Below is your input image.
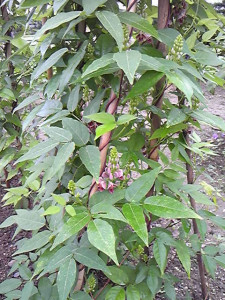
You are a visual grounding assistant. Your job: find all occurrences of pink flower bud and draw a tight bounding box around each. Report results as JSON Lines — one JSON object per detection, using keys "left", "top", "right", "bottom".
{"left": 108, "top": 181, "right": 114, "bottom": 194}
{"left": 98, "top": 177, "right": 106, "bottom": 191}
{"left": 114, "top": 169, "right": 124, "bottom": 180}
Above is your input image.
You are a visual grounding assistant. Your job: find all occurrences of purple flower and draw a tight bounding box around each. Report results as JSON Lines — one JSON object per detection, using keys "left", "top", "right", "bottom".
{"left": 212, "top": 133, "right": 219, "bottom": 140}
{"left": 108, "top": 181, "right": 114, "bottom": 194}
{"left": 98, "top": 177, "right": 106, "bottom": 191}
{"left": 114, "top": 169, "right": 124, "bottom": 180}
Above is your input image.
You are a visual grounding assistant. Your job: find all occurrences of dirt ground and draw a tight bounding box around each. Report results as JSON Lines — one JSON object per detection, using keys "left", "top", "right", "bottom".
{"left": 0, "top": 86, "right": 225, "bottom": 299}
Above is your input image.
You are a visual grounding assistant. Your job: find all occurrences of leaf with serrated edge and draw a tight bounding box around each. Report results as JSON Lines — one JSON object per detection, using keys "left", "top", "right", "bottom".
{"left": 87, "top": 219, "right": 118, "bottom": 265}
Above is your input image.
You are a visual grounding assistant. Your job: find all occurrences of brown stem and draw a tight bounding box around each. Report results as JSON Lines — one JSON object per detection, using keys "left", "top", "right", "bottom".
{"left": 145, "top": 0, "right": 170, "bottom": 231}
{"left": 184, "top": 129, "right": 209, "bottom": 300}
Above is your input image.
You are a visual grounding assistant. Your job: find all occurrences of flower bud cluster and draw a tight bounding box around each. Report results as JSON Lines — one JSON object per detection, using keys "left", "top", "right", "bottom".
{"left": 136, "top": 245, "right": 148, "bottom": 262}
{"left": 98, "top": 147, "right": 129, "bottom": 194}
{"left": 85, "top": 43, "right": 95, "bottom": 61}
{"left": 85, "top": 273, "right": 96, "bottom": 293}
{"left": 82, "top": 84, "right": 91, "bottom": 103}
{"left": 129, "top": 92, "right": 149, "bottom": 114}
{"left": 68, "top": 180, "right": 76, "bottom": 195}
{"left": 166, "top": 34, "right": 183, "bottom": 62}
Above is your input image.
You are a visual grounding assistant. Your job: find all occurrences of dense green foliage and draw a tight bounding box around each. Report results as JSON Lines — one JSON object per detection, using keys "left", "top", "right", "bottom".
{"left": 0, "top": 0, "right": 225, "bottom": 299}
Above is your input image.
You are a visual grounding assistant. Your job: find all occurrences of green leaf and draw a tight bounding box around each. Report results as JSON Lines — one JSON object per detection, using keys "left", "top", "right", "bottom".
{"left": 166, "top": 71, "right": 193, "bottom": 102}
{"left": 194, "top": 50, "right": 223, "bottom": 66}
{"left": 191, "top": 110, "right": 225, "bottom": 131}
{"left": 82, "top": 53, "right": 114, "bottom": 78}
{"left": 125, "top": 167, "right": 161, "bottom": 202}
{"left": 53, "top": 0, "right": 69, "bottom": 14}
{"left": 74, "top": 248, "right": 110, "bottom": 273}
{"left": 38, "top": 277, "right": 52, "bottom": 299}
{"left": 82, "top": 0, "right": 107, "bottom": 15}
{"left": 118, "top": 12, "right": 158, "bottom": 39}
{"left": 43, "top": 127, "right": 72, "bottom": 143}
{"left": 91, "top": 202, "right": 127, "bottom": 223}
{"left": 203, "top": 255, "right": 217, "bottom": 279}
{"left": 105, "top": 286, "right": 125, "bottom": 300}
{"left": 32, "top": 48, "right": 68, "bottom": 81}
{"left": 34, "top": 12, "right": 81, "bottom": 40}
{"left": 85, "top": 112, "right": 115, "bottom": 124}
{"left": 13, "top": 94, "right": 40, "bottom": 113}
{"left": 0, "top": 87, "right": 15, "bottom": 100}
{"left": 20, "top": 281, "right": 34, "bottom": 300}
{"left": 0, "top": 216, "right": 15, "bottom": 228}
{"left": 67, "top": 85, "right": 81, "bottom": 112}
{"left": 189, "top": 191, "right": 214, "bottom": 206}
{"left": 71, "top": 291, "right": 92, "bottom": 300}
{"left": 0, "top": 279, "right": 21, "bottom": 294}
{"left": 59, "top": 41, "right": 87, "bottom": 93}
{"left": 215, "top": 254, "right": 225, "bottom": 268}
{"left": 95, "top": 123, "right": 116, "bottom": 140}
{"left": 113, "top": 50, "right": 141, "bottom": 84}
{"left": 79, "top": 145, "right": 101, "bottom": 182}
{"left": 144, "top": 196, "right": 201, "bottom": 219}
{"left": 96, "top": 11, "right": 124, "bottom": 52}
{"left": 52, "top": 194, "right": 67, "bottom": 206}
{"left": 0, "top": 150, "right": 15, "bottom": 173}
{"left": 122, "top": 203, "right": 148, "bottom": 246}
{"left": 57, "top": 258, "right": 76, "bottom": 300}
{"left": 150, "top": 124, "right": 188, "bottom": 140}
{"left": 13, "top": 231, "right": 51, "bottom": 255}
{"left": 126, "top": 285, "right": 140, "bottom": 300}
{"left": 146, "top": 267, "right": 160, "bottom": 297}
{"left": 20, "top": 0, "right": 49, "bottom": 7}
{"left": 104, "top": 266, "right": 129, "bottom": 285}
{"left": 16, "top": 139, "right": 59, "bottom": 163}
{"left": 62, "top": 118, "right": 90, "bottom": 146}
{"left": 175, "top": 240, "right": 191, "bottom": 278}
{"left": 167, "top": 107, "right": 187, "bottom": 127}
{"left": 117, "top": 114, "right": 136, "bottom": 125}
{"left": 87, "top": 219, "right": 118, "bottom": 265}
{"left": 83, "top": 91, "right": 105, "bottom": 120}
{"left": 51, "top": 212, "right": 91, "bottom": 249}
{"left": 153, "top": 239, "right": 167, "bottom": 275}
{"left": 42, "top": 206, "right": 61, "bottom": 216}
{"left": 126, "top": 71, "right": 164, "bottom": 99}
{"left": 65, "top": 205, "right": 76, "bottom": 216}
{"left": 41, "top": 110, "right": 70, "bottom": 127}
{"left": 164, "top": 281, "right": 176, "bottom": 300}
{"left": 41, "top": 246, "right": 73, "bottom": 276}
{"left": 14, "top": 209, "right": 45, "bottom": 230}
{"left": 48, "top": 142, "right": 75, "bottom": 178}
{"left": 89, "top": 189, "right": 125, "bottom": 207}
